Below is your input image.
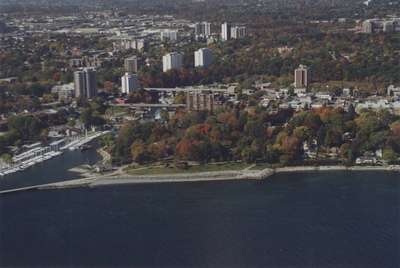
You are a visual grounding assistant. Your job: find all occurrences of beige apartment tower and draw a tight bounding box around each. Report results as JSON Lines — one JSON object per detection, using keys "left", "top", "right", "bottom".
{"left": 294, "top": 64, "right": 309, "bottom": 88}
{"left": 124, "top": 56, "right": 138, "bottom": 73}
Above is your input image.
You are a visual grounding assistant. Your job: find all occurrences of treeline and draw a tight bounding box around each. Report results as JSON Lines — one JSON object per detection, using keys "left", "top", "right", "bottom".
{"left": 0, "top": 111, "right": 68, "bottom": 155}
{"left": 137, "top": 29, "right": 400, "bottom": 90}
{"left": 109, "top": 107, "right": 400, "bottom": 166}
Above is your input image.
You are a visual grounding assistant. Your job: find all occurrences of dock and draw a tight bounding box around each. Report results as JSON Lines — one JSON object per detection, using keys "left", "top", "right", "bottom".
{"left": 0, "top": 131, "right": 110, "bottom": 177}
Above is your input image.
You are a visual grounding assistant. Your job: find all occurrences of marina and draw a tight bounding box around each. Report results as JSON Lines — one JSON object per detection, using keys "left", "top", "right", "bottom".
{"left": 0, "top": 131, "right": 110, "bottom": 177}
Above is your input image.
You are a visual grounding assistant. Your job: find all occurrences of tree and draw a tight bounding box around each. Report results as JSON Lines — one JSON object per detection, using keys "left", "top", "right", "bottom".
{"left": 241, "top": 147, "right": 257, "bottom": 163}
{"left": 131, "top": 142, "right": 149, "bottom": 164}
{"left": 0, "top": 153, "right": 12, "bottom": 165}
{"left": 383, "top": 148, "right": 398, "bottom": 164}
{"left": 8, "top": 115, "right": 44, "bottom": 141}
{"left": 293, "top": 126, "right": 312, "bottom": 141}
{"left": 324, "top": 129, "right": 342, "bottom": 147}
{"left": 113, "top": 123, "right": 136, "bottom": 164}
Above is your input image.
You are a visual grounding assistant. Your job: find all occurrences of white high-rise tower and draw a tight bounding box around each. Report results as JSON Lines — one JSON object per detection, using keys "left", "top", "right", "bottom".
{"left": 162, "top": 52, "right": 183, "bottom": 72}
{"left": 121, "top": 72, "right": 140, "bottom": 94}
{"left": 194, "top": 48, "right": 214, "bottom": 68}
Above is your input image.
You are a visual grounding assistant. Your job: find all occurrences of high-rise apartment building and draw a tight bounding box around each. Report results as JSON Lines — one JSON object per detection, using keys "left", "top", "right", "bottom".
{"left": 231, "top": 26, "right": 247, "bottom": 39}
{"left": 195, "top": 22, "right": 211, "bottom": 38}
{"left": 74, "top": 68, "right": 97, "bottom": 99}
{"left": 221, "top": 22, "right": 231, "bottom": 41}
{"left": 294, "top": 65, "right": 309, "bottom": 89}
{"left": 121, "top": 72, "right": 140, "bottom": 94}
{"left": 194, "top": 48, "right": 214, "bottom": 68}
{"left": 162, "top": 52, "right": 183, "bottom": 72}
{"left": 124, "top": 56, "right": 138, "bottom": 73}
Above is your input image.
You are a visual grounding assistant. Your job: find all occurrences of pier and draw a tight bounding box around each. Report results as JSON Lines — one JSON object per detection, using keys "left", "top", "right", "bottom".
{"left": 0, "top": 177, "right": 97, "bottom": 195}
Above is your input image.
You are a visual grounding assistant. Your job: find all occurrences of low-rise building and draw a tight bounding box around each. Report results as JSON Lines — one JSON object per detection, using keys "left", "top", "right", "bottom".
{"left": 361, "top": 18, "right": 400, "bottom": 33}
{"left": 160, "top": 30, "right": 178, "bottom": 42}
{"left": 51, "top": 83, "right": 75, "bottom": 101}
{"left": 315, "top": 92, "right": 333, "bottom": 101}
{"left": 230, "top": 26, "right": 247, "bottom": 39}
{"left": 186, "top": 91, "right": 221, "bottom": 112}
{"left": 356, "top": 156, "right": 377, "bottom": 165}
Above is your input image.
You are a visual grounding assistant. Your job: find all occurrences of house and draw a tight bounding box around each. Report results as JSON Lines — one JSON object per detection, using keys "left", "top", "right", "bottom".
{"left": 356, "top": 156, "right": 377, "bottom": 165}
{"left": 387, "top": 85, "right": 400, "bottom": 97}
{"left": 342, "top": 88, "right": 352, "bottom": 97}
{"left": 294, "top": 87, "right": 307, "bottom": 95}
{"left": 254, "top": 82, "right": 272, "bottom": 91}
{"left": 277, "top": 88, "right": 290, "bottom": 99}
{"left": 303, "top": 140, "right": 318, "bottom": 159}
{"left": 0, "top": 77, "right": 17, "bottom": 84}
{"left": 315, "top": 92, "right": 333, "bottom": 101}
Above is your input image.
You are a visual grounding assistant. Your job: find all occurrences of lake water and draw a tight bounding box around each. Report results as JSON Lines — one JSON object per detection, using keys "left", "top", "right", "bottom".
{"left": 0, "top": 171, "right": 399, "bottom": 267}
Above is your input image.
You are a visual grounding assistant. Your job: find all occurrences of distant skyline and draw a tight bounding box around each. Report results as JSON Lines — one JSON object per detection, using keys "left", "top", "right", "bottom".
{"left": 0, "top": 0, "right": 372, "bottom": 8}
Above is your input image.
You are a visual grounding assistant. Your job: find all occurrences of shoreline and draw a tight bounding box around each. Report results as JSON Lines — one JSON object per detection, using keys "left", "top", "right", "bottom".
{"left": 1, "top": 164, "right": 400, "bottom": 195}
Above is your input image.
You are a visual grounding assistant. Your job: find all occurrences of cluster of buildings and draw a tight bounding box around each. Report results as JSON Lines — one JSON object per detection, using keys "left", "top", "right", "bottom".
{"left": 221, "top": 22, "right": 247, "bottom": 41}
{"left": 361, "top": 18, "right": 400, "bottom": 33}
{"left": 194, "top": 21, "right": 247, "bottom": 41}
{"left": 258, "top": 68, "right": 400, "bottom": 116}
{"left": 194, "top": 22, "right": 212, "bottom": 39}
{"left": 162, "top": 47, "right": 214, "bottom": 72}
{"left": 71, "top": 54, "right": 141, "bottom": 98}
{"left": 3, "top": 12, "right": 251, "bottom": 99}
{"left": 69, "top": 53, "right": 110, "bottom": 68}
{"left": 159, "top": 21, "right": 247, "bottom": 72}
{"left": 112, "top": 38, "right": 147, "bottom": 51}
{"left": 160, "top": 30, "right": 178, "bottom": 42}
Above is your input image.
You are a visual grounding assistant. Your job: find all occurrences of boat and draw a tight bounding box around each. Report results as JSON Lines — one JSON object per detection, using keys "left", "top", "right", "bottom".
{"left": 79, "top": 144, "right": 92, "bottom": 152}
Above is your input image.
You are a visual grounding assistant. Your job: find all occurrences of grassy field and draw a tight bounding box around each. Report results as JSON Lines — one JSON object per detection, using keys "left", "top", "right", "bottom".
{"left": 105, "top": 106, "right": 129, "bottom": 116}
{"left": 124, "top": 162, "right": 251, "bottom": 176}
{"left": 249, "top": 163, "right": 283, "bottom": 170}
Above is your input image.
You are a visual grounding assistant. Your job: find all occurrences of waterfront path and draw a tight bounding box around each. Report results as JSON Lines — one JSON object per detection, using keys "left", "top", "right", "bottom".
{"left": 0, "top": 169, "right": 273, "bottom": 195}
{"left": 1, "top": 165, "right": 399, "bottom": 195}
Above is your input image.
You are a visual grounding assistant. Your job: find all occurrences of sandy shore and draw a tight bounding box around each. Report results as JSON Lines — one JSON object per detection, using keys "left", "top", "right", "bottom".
{"left": 1, "top": 165, "right": 399, "bottom": 194}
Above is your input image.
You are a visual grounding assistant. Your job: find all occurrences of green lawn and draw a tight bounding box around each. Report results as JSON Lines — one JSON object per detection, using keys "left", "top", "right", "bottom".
{"left": 125, "top": 162, "right": 251, "bottom": 176}
{"left": 105, "top": 106, "right": 129, "bottom": 116}
{"left": 249, "top": 163, "right": 283, "bottom": 170}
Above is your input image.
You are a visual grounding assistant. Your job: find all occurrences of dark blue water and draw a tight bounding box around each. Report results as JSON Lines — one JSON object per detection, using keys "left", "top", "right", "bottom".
{"left": 1, "top": 171, "right": 399, "bottom": 268}
{"left": 0, "top": 146, "right": 101, "bottom": 191}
